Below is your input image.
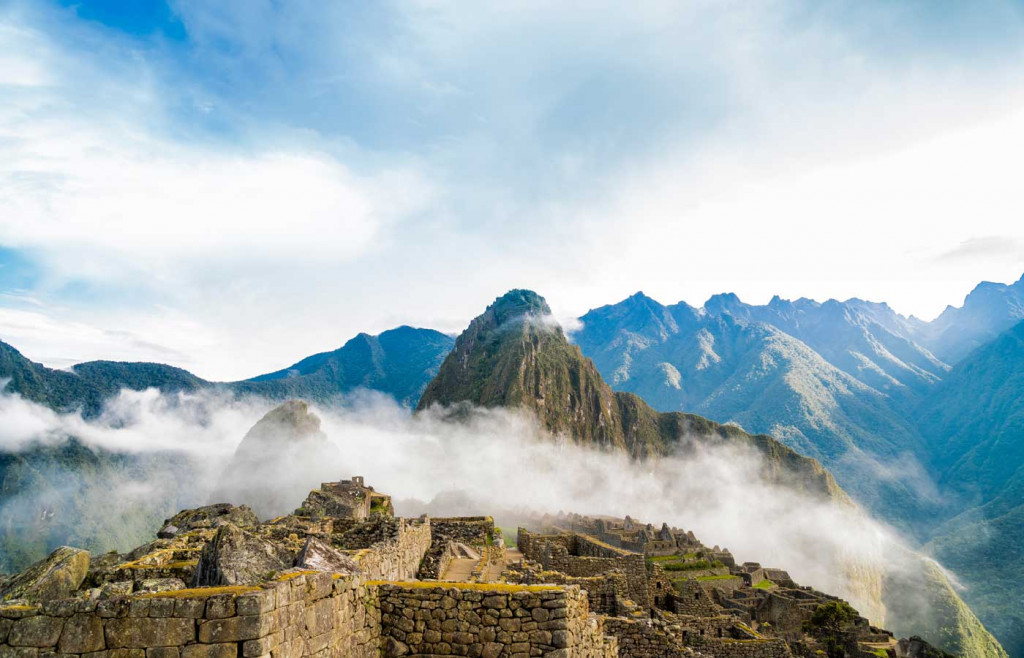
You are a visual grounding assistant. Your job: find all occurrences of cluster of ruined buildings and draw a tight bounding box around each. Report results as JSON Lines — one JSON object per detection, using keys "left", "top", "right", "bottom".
{"left": 0, "top": 476, "right": 925, "bottom": 658}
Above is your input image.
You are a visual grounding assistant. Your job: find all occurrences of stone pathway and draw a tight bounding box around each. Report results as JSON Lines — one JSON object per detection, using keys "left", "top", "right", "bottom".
{"left": 442, "top": 557, "right": 478, "bottom": 582}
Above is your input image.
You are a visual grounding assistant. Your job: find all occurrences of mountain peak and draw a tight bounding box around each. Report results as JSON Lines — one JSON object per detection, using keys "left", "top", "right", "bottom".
{"left": 487, "top": 289, "right": 552, "bottom": 325}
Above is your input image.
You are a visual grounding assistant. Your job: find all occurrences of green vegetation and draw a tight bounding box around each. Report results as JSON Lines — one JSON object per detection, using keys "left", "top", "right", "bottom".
{"left": 497, "top": 528, "right": 517, "bottom": 549}
{"left": 696, "top": 575, "right": 739, "bottom": 582}
{"left": 803, "top": 601, "right": 858, "bottom": 658}
{"left": 753, "top": 580, "right": 774, "bottom": 589}
{"left": 661, "top": 559, "right": 724, "bottom": 572}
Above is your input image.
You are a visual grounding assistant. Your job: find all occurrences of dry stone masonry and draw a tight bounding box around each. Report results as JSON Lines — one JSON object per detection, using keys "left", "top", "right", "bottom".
{"left": 0, "top": 474, "right": 950, "bottom": 658}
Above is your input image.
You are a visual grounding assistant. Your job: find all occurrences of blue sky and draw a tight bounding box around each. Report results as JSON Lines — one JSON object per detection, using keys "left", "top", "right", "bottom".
{"left": 2, "top": 0, "right": 1024, "bottom": 378}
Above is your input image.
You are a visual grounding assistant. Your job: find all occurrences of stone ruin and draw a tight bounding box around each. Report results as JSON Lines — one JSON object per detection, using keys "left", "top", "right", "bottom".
{"left": 0, "top": 476, "right": 949, "bottom": 658}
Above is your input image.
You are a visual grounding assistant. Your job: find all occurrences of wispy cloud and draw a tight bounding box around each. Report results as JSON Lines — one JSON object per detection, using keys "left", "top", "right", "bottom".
{"left": 2, "top": 1, "right": 1024, "bottom": 375}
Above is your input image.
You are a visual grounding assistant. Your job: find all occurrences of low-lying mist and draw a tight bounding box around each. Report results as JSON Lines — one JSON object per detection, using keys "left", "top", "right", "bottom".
{"left": 0, "top": 386, "right": 940, "bottom": 630}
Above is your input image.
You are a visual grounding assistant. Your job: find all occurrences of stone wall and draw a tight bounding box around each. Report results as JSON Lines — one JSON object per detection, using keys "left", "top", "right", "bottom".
{"left": 503, "top": 563, "right": 628, "bottom": 617}
{"left": 430, "top": 518, "right": 495, "bottom": 547}
{"left": 602, "top": 618, "right": 690, "bottom": 658}
{"left": 418, "top": 517, "right": 496, "bottom": 581}
{"left": 0, "top": 572, "right": 380, "bottom": 658}
{"left": 349, "top": 517, "right": 431, "bottom": 581}
{"left": 375, "top": 582, "right": 617, "bottom": 658}
{"left": 669, "top": 581, "right": 721, "bottom": 617}
{"left": 518, "top": 530, "right": 650, "bottom": 611}
{"left": 693, "top": 637, "right": 793, "bottom": 658}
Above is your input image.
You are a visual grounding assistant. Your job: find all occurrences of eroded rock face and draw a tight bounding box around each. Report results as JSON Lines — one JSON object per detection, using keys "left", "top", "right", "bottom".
{"left": 191, "top": 524, "right": 291, "bottom": 587}
{"left": 0, "top": 546, "right": 89, "bottom": 602}
{"left": 158, "top": 503, "right": 259, "bottom": 538}
{"left": 295, "top": 537, "right": 359, "bottom": 576}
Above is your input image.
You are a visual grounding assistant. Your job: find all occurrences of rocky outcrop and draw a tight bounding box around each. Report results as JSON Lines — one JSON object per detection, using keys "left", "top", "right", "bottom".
{"left": 191, "top": 524, "right": 291, "bottom": 587}
{"left": 0, "top": 546, "right": 89, "bottom": 602}
{"left": 158, "top": 503, "right": 259, "bottom": 539}
{"left": 295, "top": 537, "right": 359, "bottom": 575}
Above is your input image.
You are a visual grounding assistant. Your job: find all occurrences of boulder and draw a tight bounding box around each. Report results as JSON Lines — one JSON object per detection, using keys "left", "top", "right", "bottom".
{"left": 0, "top": 546, "right": 89, "bottom": 602}
{"left": 191, "top": 524, "right": 291, "bottom": 587}
{"left": 294, "top": 537, "right": 359, "bottom": 575}
{"left": 158, "top": 503, "right": 259, "bottom": 539}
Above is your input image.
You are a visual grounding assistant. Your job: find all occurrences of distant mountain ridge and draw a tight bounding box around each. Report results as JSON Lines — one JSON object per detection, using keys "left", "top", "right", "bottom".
{"left": 574, "top": 292, "right": 937, "bottom": 528}
{"left": 915, "top": 274, "right": 1024, "bottom": 363}
{"left": 0, "top": 325, "right": 454, "bottom": 414}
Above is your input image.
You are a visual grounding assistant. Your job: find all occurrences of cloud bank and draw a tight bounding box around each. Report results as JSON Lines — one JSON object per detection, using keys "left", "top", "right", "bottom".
{"left": 0, "top": 386, "right": 916, "bottom": 627}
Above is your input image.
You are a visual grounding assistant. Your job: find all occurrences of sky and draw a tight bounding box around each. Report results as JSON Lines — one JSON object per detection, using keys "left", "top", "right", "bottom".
{"left": 2, "top": 0, "right": 1024, "bottom": 380}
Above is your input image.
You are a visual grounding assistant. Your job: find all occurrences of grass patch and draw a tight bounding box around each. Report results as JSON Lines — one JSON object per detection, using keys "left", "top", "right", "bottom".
{"left": 367, "top": 580, "right": 562, "bottom": 593}
{"left": 697, "top": 575, "right": 740, "bottom": 582}
{"left": 662, "top": 559, "right": 723, "bottom": 572}
{"left": 753, "top": 580, "right": 774, "bottom": 590}
{"left": 134, "top": 585, "right": 260, "bottom": 599}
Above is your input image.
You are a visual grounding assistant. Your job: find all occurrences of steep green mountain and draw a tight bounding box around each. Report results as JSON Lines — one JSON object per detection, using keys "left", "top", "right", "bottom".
{"left": 0, "top": 342, "right": 204, "bottom": 416}
{"left": 418, "top": 289, "right": 1005, "bottom": 658}
{"left": 916, "top": 320, "right": 1024, "bottom": 656}
{"left": 420, "top": 289, "right": 850, "bottom": 500}
{"left": 573, "top": 292, "right": 936, "bottom": 530}
{"left": 0, "top": 326, "right": 454, "bottom": 413}
{"left": 0, "top": 439, "right": 199, "bottom": 573}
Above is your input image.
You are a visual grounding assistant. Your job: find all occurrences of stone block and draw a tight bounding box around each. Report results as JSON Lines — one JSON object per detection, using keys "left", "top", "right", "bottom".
{"left": 59, "top": 614, "right": 105, "bottom": 653}
{"left": 109, "top": 650, "right": 146, "bottom": 658}
{"left": 204, "top": 596, "right": 234, "bottom": 620}
{"left": 128, "top": 601, "right": 151, "bottom": 618}
{"left": 40, "top": 602, "right": 75, "bottom": 619}
{"left": 104, "top": 618, "right": 195, "bottom": 648}
{"left": 172, "top": 599, "right": 206, "bottom": 620}
{"left": 241, "top": 631, "right": 282, "bottom": 657}
{"left": 9, "top": 616, "right": 65, "bottom": 647}
{"left": 198, "top": 614, "right": 275, "bottom": 644}
{"left": 97, "top": 600, "right": 130, "bottom": 619}
{"left": 181, "top": 643, "right": 237, "bottom": 658}
{"left": 235, "top": 592, "right": 274, "bottom": 618}
{"left": 146, "top": 648, "right": 180, "bottom": 658}
{"left": 0, "top": 647, "right": 38, "bottom": 658}
{"left": 148, "top": 600, "right": 175, "bottom": 619}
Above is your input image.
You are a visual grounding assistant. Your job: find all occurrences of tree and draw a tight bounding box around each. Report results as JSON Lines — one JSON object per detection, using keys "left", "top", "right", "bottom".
{"left": 804, "top": 600, "right": 858, "bottom": 658}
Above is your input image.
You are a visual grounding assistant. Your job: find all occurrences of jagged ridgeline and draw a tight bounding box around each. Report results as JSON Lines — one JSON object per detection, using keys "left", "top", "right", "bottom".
{"left": 0, "top": 325, "right": 454, "bottom": 415}
{"left": 418, "top": 289, "right": 847, "bottom": 500}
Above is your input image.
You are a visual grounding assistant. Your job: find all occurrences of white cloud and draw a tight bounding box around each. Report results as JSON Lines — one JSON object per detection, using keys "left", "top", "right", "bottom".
{"left": 1, "top": 2, "right": 1024, "bottom": 376}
